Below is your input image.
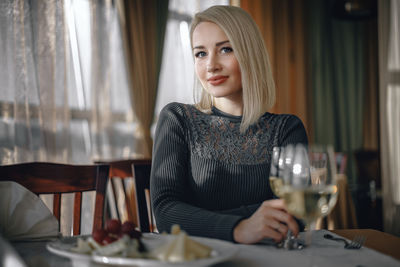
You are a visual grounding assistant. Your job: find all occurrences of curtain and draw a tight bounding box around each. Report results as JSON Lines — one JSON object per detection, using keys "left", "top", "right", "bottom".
{"left": 378, "top": 0, "right": 400, "bottom": 236}
{"left": 88, "top": 0, "right": 139, "bottom": 161}
{"left": 240, "top": 0, "right": 310, "bottom": 136}
{"left": 0, "top": 0, "right": 69, "bottom": 164}
{"left": 363, "top": 18, "right": 379, "bottom": 150}
{"left": 0, "top": 0, "right": 136, "bottom": 165}
{"left": 118, "top": 0, "right": 169, "bottom": 158}
{"left": 305, "top": 0, "right": 369, "bottom": 186}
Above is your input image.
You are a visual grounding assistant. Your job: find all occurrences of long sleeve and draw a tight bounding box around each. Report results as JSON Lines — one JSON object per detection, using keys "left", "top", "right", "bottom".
{"left": 278, "top": 115, "right": 308, "bottom": 147}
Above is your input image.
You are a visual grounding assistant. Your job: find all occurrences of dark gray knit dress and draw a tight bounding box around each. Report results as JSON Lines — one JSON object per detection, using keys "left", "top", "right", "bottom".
{"left": 150, "top": 102, "right": 308, "bottom": 242}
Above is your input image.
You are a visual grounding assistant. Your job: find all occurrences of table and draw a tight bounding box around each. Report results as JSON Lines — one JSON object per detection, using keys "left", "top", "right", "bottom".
{"left": 331, "top": 229, "right": 400, "bottom": 261}
{"left": 9, "top": 229, "right": 400, "bottom": 267}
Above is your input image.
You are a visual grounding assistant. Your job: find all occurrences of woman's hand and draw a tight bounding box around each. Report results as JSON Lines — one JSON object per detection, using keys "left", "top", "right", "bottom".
{"left": 233, "top": 199, "right": 299, "bottom": 244}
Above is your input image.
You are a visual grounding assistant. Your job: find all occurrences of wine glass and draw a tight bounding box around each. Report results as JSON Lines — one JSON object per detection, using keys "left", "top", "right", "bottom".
{"left": 269, "top": 146, "right": 286, "bottom": 198}
{"left": 280, "top": 143, "right": 338, "bottom": 247}
{"left": 269, "top": 146, "right": 301, "bottom": 249}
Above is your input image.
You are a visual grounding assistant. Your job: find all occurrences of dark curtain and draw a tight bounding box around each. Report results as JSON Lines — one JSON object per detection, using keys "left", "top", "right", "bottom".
{"left": 118, "top": 0, "right": 169, "bottom": 157}
{"left": 305, "top": 0, "right": 373, "bottom": 186}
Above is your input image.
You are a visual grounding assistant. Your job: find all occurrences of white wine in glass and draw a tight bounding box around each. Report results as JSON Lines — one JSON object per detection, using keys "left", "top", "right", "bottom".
{"left": 281, "top": 184, "right": 338, "bottom": 226}
{"left": 269, "top": 146, "right": 302, "bottom": 249}
{"left": 269, "top": 176, "right": 284, "bottom": 197}
{"left": 269, "top": 146, "right": 286, "bottom": 198}
{"left": 280, "top": 144, "right": 338, "bottom": 246}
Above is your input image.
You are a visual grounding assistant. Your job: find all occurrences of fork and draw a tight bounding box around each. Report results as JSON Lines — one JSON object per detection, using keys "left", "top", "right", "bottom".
{"left": 323, "top": 234, "right": 366, "bottom": 249}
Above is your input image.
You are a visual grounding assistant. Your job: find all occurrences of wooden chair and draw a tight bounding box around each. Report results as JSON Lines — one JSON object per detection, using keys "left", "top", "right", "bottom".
{"left": 0, "top": 162, "right": 109, "bottom": 235}
{"left": 132, "top": 159, "right": 153, "bottom": 233}
{"left": 354, "top": 149, "right": 383, "bottom": 230}
{"left": 96, "top": 159, "right": 154, "bottom": 232}
{"left": 335, "top": 152, "right": 348, "bottom": 174}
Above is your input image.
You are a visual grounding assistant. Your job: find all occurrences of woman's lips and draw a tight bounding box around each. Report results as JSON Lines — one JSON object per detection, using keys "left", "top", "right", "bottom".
{"left": 208, "top": 76, "right": 228, "bottom": 86}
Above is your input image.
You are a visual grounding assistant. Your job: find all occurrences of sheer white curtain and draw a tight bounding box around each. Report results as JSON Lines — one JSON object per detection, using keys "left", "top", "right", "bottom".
{"left": 378, "top": 0, "right": 400, "bottom": 235}
{"left": 0, "top": 0, "right": 141, "bottom": 166}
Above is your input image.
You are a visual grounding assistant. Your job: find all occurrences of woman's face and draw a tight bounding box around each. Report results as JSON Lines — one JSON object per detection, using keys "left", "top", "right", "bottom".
{"left": 192, "top": 22, "right": 242, "bottom": 104}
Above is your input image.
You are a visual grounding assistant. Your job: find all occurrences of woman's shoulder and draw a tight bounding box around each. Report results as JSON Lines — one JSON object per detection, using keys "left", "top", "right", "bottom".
{"left": 160, "top": 102, "right": 187, "bottom": 113}
{"left": 158, "top": 102, "right": 187, "bottom": 118}
{"left": 263, "top": 112, "right": 307, "bottom": 145}
{"left": 160, "top": 102, "right": 209, "bottom": 119}
{"left": 262, "top": 112, "right": 304, "bottom": 126}
{"left": 160, "top": 102, "right": 194, "bottom": 113}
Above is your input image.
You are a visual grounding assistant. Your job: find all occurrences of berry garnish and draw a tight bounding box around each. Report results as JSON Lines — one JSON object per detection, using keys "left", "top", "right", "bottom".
{"left": 105, "top": 219, "right": 121, "bottom": 234}
{"left": 92, "top": 228, "right": 107, "bottom": 244}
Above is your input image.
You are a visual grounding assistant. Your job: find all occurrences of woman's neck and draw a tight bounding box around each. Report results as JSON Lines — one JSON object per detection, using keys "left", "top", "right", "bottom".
{"left": 213, "top": 97, "right": 243, "bottom": 116}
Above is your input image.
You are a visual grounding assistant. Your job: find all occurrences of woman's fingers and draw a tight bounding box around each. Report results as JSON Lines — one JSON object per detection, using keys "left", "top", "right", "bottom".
{"left": 233, "top": 214, "right": 285, "bottom": 244}
{"left": 261, "top": 202, "right": 300, "bottom": 236}
{"left": 233, "top": 201, "right": 302, "bottom": 244}
{"left": 274, "top": 221, "right": 289, "bottom": 236}
{"left": 264, "top": 219, "right": 288, "bottom": 242}
{"left": 261, "top": 199, "right": 287, "bottom": 210}
{"left": 266, "top": 227, "right": 284, "bottom": 242}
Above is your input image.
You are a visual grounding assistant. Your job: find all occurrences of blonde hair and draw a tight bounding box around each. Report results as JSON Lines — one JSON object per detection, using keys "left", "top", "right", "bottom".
{"left": 190, "top": 5, "right": 276, "bottom": 132}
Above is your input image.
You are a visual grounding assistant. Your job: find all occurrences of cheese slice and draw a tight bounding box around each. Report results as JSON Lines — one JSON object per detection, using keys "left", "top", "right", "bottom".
{"left": 150, "top": 231, "right": 212, "bottom": 262}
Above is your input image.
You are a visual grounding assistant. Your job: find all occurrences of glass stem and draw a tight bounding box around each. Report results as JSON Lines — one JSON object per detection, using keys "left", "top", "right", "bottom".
{"left": 305, "top": 221, "right": 316, "bottom": 247}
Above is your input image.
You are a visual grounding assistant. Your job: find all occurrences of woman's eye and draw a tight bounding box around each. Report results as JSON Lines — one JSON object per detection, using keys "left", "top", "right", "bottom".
{"left": 194, "top": 51, "right": 206, "bottom": 58}
{"left": 221, "top": 47, "right": 233, "bottom": 54}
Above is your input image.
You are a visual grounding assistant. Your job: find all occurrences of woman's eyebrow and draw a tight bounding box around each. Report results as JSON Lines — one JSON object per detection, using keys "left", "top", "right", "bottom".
{"left": 192, "top": 40, "right": 230, "bottom": 50}
{"left": 215, "top": 40, "right": 230, "bottom": 46}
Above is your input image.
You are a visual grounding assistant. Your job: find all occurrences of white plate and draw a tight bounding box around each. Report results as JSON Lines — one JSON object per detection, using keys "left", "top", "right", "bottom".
{"left": 47, "top": 233, "right": 238, "bottom": 267}
{"left": 46, "top": 236, "right": 93, "bottom": 267}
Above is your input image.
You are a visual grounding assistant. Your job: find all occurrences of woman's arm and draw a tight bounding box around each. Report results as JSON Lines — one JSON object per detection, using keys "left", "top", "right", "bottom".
{"left": 233, "top": 114, "right": 308, "bottom": 243}
{"left": 279, "top": 115, "right": 308, "bottom": 146}
{"left": 150, "top": 103, "right": 243, "bottom": 242}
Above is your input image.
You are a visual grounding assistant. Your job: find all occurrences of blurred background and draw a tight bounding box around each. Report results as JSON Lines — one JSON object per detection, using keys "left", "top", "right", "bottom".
{"left": 0, "top": 0, "right": 399, "bottom": 236}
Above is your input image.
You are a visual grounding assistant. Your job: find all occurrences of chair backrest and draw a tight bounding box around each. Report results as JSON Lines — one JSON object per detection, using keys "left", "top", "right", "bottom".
{"left": 97, "top": 159, "right": 140, "bottom": 228}
{"left": 0, "top": 162, "right": 109, "bottom": 235}
{"left": 335, "top": 152, "right": 348, "bottom": 174}
{"left": 131, "top": 159, "right": 153, "bottom": 233}
{"left": 354, "top": 149, "right": 381, "bottom": 187}
{"left": 96, "top": 159, "right": 153, "bottom": 232}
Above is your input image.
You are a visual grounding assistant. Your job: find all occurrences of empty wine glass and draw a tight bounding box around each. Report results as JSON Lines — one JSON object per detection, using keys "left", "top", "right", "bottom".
{"left": 280, "top": 144, "right": 339, "bottom": 247}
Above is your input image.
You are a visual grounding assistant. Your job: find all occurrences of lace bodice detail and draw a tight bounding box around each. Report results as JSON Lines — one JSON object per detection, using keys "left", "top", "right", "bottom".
{"left": 182, "top": 104, "right": 286, "bottom": 165}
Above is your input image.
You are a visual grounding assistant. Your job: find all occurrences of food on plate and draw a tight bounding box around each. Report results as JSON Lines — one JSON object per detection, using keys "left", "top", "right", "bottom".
{"left": 70, "top": 219, "right": 144, "bottom": 257}
{"left": 150, "top": 224, "right": 212, "bottom": 262}
{"left": 69, "top": 222, "right": 213, "bottom": 263}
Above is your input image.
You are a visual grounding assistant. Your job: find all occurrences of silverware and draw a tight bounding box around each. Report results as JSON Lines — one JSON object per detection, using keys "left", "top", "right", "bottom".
{"left": 323, "top": 233, "right": 366, "bottom": 249}
{"left": 282, "top": 233, "right": 304, "bottom": 250}
{"left": 258, "top": 231, "right": 304, "bottom": 250}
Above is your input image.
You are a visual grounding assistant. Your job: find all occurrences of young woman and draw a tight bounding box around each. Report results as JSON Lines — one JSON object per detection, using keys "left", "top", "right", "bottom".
{"left": 150, "top": 5, "right": 308, "bottom": 244}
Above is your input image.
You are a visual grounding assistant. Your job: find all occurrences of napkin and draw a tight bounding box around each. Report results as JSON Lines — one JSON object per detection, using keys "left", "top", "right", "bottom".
{"left": 0, "top": 233, "right": 27, "bottom": 267}
{"left": 0, "top": 181, "right": 60, "bottom": 241}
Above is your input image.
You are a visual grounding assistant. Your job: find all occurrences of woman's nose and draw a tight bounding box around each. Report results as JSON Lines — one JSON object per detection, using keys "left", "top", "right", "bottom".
{"left": 206, "top": 54, "right": 221, "bottom": 72}
{"left": 207, "top": 65, "right": 217, "bottom": 72}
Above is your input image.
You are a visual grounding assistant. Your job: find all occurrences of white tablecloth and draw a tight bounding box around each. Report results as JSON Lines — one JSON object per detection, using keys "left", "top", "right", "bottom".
{"left": 216, "top": 230, "right": 400, "bottom": 267}
{"left": 9, "top": 230, "right": 400, "bottom": 267}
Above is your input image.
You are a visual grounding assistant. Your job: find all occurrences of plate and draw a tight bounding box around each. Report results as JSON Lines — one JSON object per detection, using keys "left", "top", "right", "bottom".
{"left": 46, "top": 236, "right": 93, "bottom": 266}
{"left": 47, "top": 233, "right": 238, "bottom": 267}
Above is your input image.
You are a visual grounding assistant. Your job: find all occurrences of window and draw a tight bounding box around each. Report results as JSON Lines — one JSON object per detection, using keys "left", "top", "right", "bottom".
{"left": 154, "top": 0, "right": 229, "bottom": 133}
{"left": 0, "top": 0, "right": 137, "bottom": 165}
